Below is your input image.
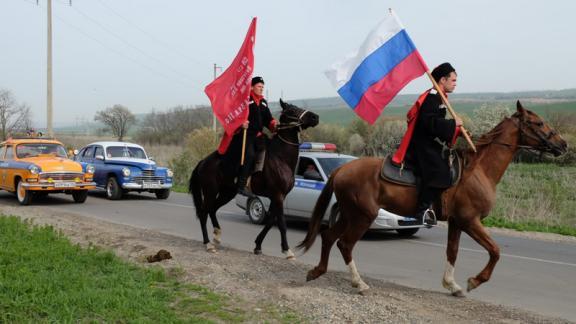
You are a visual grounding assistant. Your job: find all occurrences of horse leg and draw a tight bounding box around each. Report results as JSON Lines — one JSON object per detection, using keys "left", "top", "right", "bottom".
{"left": 463, "top": 219, "right": 501, "bottom": 292}
{"left": 254, "top": 205, "right": 275, "bottom": 255}
{"left": 275, "top": 207, "right": 294, "bottom": 260}
{"left": 442, "top": 218, "right": 464, "bottom": 297}
{"left": 306, "top": 211, "right": 348, "bottom": 281}
{"left": 209, "top": 189, "right": 235, "bottom": 246}
{"left": 337, "top": 214, "right": 372, "bottom": 294}
{"left": 198, "top": 211, "right": 216, "bottom": 253}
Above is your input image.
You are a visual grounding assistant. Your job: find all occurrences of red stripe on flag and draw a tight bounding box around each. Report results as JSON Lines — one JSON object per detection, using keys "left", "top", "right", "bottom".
{"left": 354, "top": 51, "right": 426, "bottom": 124}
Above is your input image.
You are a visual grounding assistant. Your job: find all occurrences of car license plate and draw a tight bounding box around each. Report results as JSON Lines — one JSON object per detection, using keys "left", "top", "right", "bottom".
{"left": 142, "top": 182, "right": 161, "bottom": 189}
{"left": 54, "top": 182, "right": 77, "bottom": 188}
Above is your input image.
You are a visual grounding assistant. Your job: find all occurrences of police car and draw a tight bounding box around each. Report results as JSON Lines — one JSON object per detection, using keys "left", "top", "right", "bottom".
{"left": 236, "top": 142, "right": 427, "bottom": 236}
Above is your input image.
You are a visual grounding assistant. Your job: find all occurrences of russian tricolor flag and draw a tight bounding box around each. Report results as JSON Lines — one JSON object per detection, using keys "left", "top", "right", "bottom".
{"left": 326, "top": 11, "right": 428, "bottom": 124}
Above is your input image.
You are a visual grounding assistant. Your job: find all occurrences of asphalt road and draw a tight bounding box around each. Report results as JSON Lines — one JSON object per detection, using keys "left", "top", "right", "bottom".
{"left": 2, "top": 191, "right": 575, "bottom": 321}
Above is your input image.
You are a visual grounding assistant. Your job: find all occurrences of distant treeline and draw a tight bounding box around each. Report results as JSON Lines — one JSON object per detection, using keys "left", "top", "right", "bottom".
{"left": 134, "top": 105, "right": 212, "bottom": 145}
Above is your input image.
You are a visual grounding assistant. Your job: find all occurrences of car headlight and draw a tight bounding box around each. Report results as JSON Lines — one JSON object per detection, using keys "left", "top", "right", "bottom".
{"left": 167, "top": 169, "right": 173, "bottom": 178}
{"left": 86, "top": 164, "right": 95, "bottom": 174}
{"left": 122, "top": 167, "right": 131, "bottom": 177}
{"left": 29, "top": 165, "right": 40, "bottom": 174}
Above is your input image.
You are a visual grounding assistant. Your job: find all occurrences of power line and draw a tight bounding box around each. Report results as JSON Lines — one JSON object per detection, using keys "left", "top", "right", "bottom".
{"left": 27, "top": 0, "right": 200, "bottom": 91}
{"left": 94, "top": 0, "right": 206, "bottom": 68}
{"left": 67, "top": 3, "right": 200, "bottom": 86}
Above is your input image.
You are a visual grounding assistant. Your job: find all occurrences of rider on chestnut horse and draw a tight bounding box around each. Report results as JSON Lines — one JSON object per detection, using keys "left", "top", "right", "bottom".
{"left": 406, "top": 63, "right": 463, "bottom": 225}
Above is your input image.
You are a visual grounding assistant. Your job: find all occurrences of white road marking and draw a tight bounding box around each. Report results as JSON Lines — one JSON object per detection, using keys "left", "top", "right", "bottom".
{"left": 408, "top": 240, "right": 576, "bottom": 268}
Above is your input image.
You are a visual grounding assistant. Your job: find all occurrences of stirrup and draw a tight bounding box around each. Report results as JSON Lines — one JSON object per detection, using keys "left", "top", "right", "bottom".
{"left": 423, "top": 209, "right": 437, "bottom": 227}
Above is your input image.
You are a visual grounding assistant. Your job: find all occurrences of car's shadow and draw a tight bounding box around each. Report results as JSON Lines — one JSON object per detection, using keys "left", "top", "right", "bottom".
{"left": 87, "top": 191, "right": 158, "bottom": 201}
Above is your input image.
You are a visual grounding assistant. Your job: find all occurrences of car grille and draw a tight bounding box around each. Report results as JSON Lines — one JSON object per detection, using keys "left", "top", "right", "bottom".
{"left": 132, "top": 170, "right": 164, "bottom": 184}
{"left": 39, "top": 172, "right": 84, "bottom": 181}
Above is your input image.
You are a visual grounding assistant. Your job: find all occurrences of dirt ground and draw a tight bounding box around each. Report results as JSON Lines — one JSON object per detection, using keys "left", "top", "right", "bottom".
{"left": 1, "top": 204, "right": 571, "bottom": 324}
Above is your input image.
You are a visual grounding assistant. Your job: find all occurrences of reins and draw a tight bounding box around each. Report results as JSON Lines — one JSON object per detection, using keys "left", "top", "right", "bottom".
{"left": 275, "top": 109, "right": 310, "bottom": 146}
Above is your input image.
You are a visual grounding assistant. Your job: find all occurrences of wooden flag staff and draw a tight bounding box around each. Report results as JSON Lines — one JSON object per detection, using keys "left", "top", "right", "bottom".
{"left": 425, "top": 71, "right": 477, "bottom": 152}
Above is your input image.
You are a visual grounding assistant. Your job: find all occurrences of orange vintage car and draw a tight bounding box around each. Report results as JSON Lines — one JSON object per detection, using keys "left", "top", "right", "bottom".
{"left": 0, "top": 137, "right": 96, "bottom": 205}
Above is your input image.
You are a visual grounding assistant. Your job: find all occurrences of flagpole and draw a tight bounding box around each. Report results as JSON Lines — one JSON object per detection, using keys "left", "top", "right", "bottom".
{"left": 425, "top": 71, "right": 477, "bottom": 152}
{"left": 240, "top": 128, "right": 248, "bottom": 165}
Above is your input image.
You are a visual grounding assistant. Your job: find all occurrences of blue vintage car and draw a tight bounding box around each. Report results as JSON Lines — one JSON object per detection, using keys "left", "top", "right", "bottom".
{"left": 74, "top": 141, "right": 173, "bottom": 200}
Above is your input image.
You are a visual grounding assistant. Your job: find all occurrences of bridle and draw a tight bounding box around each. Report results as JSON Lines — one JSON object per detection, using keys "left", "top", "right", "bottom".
{"left": 491, "top": 115, "right": 560, "bottom": 154}
{"left": 276, "top": 108, "right": 310, "bottom": 146}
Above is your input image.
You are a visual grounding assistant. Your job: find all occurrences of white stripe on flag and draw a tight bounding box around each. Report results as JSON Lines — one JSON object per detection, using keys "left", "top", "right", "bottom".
{"left": 325, "top": 14, "right": 405, "bottom": 90}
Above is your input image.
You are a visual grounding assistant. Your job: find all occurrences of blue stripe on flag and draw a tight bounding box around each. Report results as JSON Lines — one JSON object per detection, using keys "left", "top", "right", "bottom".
{"left": 337, "top": 30, "right": 417, "bottom": 109}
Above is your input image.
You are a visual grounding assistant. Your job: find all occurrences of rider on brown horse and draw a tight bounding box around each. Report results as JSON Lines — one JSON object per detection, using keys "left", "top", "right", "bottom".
{"left": 408, "top": 62, "right": 463, "bottom": 225}
{"left": 218, "top": 76, "right": 277, "bottom": 197}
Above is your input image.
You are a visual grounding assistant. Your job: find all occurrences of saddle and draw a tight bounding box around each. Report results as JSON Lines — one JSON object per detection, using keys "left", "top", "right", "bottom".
{"left": 380, "top": 152, "right": 462, "bottom": 187}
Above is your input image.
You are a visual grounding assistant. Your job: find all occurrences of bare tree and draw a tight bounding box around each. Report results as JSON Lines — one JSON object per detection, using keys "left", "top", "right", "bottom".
{"left": 0, "top": 89, "right": 33, "bottom": 141}
{"left": 94, "top": 104, "right": 136, "bottom": 141}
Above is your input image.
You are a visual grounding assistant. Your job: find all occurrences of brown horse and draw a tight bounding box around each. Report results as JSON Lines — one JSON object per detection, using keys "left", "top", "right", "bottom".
{"left": 298, "top": 101, "right": 567, "bottom": 295}
{"left": 190, "top": 99, "right": 319, "bottom": 257}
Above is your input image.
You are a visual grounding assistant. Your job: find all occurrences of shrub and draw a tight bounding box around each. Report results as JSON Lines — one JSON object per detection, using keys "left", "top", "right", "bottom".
{"left": 169, "top": 128, "right": 219, "bottom": 187}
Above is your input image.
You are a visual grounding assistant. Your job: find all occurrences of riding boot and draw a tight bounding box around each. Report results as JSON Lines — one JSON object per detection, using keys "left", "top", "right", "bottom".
{"left": 415, "top": 187, "right": 439, "bottom": 226}
{"left": 237, "top": 174, "right": 256, "bottom": 198}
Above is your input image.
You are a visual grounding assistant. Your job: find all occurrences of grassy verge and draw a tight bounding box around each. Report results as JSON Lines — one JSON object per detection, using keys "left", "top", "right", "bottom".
{"left": 171, "top": 184, "right": 188, "bottom": 193}
{"left": 485, "top": 163, "right": 576, "bottom": 236}
{"left": 0, "top": 216, "right": 300, "bottom": 323}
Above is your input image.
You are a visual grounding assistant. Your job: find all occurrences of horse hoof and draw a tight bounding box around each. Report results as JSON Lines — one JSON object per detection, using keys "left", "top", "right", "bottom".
{"left": 253, "top": 249, "right": 262, "bottom": 255}
{"left": 452, "top": 290, "right": 465, "bottom": 298}
{"left": 306, "top": 272, "right": 316, "bottom": 282}
{"left": 467, "top": 277, "right": 479, "bottom": 292}
{"left": 358, "top": 288, "right": 371, "bottom": 296}
{"left": 283, "top": 249, "right": 295, "bottom": 260}
{"left": 205, "top": 243, "right": 217, "bottom": 254}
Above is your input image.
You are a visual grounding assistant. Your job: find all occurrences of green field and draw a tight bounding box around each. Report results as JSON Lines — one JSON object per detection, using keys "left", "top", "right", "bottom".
{"left": 0, "top": 216, "right": 299, "bottom": 323}
{"left": 485, "top": 163, "right": 576, "bottom": 235}
{"left": 313, "top": 100, "right": 576, "bottom": 125}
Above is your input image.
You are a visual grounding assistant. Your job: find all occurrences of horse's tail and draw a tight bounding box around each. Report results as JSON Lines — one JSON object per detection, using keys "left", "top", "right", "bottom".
{"left": 189, "top": 160, "right": 203, "bottom": 217}
{"left": 297, "top": 170, "right": 337, "bottom": 253}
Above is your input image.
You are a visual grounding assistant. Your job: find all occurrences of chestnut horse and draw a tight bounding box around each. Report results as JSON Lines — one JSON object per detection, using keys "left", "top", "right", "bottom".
{"left": 298, "top": 101, "right": 567, "bottom": 295}
{"left": 190, "top": 99, "right": 319, "bottom": 257}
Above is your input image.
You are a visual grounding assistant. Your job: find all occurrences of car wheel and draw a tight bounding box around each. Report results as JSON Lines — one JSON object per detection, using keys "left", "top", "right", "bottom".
{"left": 72, "top": 190, "right": 88, "bottom": 203}
{"left": 16, "top": 180, "right": 33, "bottom": 205}
{"left": 328, "top": 205, "right": 340, "bottom": 228}
{"left": 247, "top": 198, "right": 266, "bottom": 224}
{"left": 106, "top": 177, "right": 123, "bottom": 200}
{"left": 396, "top": 228, "right": 419, "bottom": 237}
{"left": 155, "top": 189, "right": 170, "bottom": 199}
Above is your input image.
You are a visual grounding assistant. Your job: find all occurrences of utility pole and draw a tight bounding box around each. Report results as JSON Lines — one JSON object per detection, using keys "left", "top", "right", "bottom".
{"left": 47, "top": 0, "right": 53, "bottom": 137}
{"left": 212, "top": 63, "right": 222, "bottom": 133}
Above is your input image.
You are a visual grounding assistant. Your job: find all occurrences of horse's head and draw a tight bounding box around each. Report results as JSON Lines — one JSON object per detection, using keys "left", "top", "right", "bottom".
{"left": 513, "top": 101, "right": 568, "bottom": 157}
{"left": 278, "top": 98, "right": 319, "bottom": 130}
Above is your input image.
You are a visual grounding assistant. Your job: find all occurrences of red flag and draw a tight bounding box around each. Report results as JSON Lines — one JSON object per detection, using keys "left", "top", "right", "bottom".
{"left": 205, "top": 18, "right": 257, "bottom": 138}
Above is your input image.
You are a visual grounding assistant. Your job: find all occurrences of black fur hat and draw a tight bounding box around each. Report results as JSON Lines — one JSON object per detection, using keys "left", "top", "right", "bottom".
{"left": 431, "top": 63, "right": 456, "bottom": 82}
{"left": 251, "top": 76, "right": 264, "bottom": 86}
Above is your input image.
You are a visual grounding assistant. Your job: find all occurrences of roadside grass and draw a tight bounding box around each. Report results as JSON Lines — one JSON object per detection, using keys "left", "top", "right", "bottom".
{"left": 486, "top": 163, "right": 576, "bottom": 236}
{"left": 0, "top": 216, "right": 300, "bottom": 323}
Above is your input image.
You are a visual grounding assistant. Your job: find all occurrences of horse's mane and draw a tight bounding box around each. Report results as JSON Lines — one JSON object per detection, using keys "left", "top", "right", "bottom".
{"left": 458, "top": 116, "right": 516, "bottom": 169}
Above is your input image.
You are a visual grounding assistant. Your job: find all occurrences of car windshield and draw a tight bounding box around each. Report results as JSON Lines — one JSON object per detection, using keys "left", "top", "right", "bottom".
{"left": 106, "top": 146, "right": 146, "bottom": 159}
{"left": 16, "top": 144, "right": 68, "bottom": 158}
{"left": 317, "top": 157, "right": 355, "bottom": 176}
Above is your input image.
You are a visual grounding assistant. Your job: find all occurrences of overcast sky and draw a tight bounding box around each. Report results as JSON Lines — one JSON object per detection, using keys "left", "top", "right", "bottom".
{"left": 2, "top": 0, "right": 575, "bottom": 126}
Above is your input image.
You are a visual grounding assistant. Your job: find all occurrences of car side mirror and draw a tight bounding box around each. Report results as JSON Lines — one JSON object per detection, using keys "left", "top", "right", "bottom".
{"left": 149, "top": 156, "right": 155, "bottom": 161}
{"left": 95, "top": 155, "right": 104, "bottom": 161}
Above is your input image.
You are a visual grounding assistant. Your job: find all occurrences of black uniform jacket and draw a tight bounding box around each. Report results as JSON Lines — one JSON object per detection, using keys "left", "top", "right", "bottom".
{"left": 246, "top": 95, "right": 274, "bottom": 137}
{"left": 410, "top": 90, "right": 457, "bottom": 188}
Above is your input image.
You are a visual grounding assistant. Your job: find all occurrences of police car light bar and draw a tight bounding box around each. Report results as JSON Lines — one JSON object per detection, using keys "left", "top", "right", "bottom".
{"left": 299, "top": 142, "right": 337, "bottom": 152}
